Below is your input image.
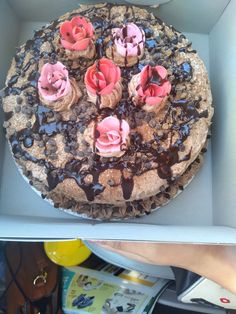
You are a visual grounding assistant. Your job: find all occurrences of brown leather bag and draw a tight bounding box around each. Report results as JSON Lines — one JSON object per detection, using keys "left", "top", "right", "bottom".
{"left": 5, "top": 242, "right": 59, "bottom": 314}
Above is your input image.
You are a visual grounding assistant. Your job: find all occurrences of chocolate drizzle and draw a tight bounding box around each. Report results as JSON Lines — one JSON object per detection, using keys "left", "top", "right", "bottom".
{"left": 121, "top": 175, "right": 134, "bottom": 200}
{"left": 3, "top": 3, "right": 209, "bottom": 205}
{"left": 5, "top": 111, "right": 13, "bottom": 121}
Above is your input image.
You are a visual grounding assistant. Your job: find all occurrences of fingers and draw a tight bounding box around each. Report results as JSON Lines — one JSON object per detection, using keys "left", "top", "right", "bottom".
{"left": 89, "top": 241, "right": 210, "bottom": 269}
{"left": 90, "top": 241, "right": 161, "bottom": 264}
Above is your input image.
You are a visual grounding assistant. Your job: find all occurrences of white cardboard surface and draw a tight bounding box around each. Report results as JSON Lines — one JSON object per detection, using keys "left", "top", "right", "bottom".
{"left": 0, "top": 0, "right": 234, "bottom": 243}
{"left": 210, "top": 0, "right": 236, "bottom": 227}
{"left": 8, "top": 0, "right": 230, "bottom": 33}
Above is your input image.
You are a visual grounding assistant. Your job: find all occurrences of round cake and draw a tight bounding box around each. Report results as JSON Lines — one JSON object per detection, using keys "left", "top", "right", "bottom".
{"left": 1, "top": 3, "right": 213, "bottom": 220}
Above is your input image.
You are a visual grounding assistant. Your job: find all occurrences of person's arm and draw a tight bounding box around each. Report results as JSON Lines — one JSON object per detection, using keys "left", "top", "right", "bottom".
{"left": 93, "top": 241, "right": 236, "bottom": 295}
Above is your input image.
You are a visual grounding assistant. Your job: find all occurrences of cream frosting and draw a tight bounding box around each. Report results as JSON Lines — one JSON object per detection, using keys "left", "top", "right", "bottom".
{"left": 84, "top": 58, "right": 122, "bottom": 109}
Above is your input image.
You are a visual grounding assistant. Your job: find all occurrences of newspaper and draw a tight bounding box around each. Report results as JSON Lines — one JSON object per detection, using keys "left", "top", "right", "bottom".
{"left": 62, "top": 263, "right": 171, "bottom": 314}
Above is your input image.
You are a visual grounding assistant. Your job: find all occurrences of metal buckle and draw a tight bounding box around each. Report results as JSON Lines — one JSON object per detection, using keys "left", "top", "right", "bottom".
{"left": 33, "top": 271, "right": 47, "bottom": 287}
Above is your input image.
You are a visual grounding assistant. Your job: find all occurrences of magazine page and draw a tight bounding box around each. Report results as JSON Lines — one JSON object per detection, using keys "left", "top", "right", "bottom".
{"left": 62, "top": 265, "right": 170, "bottom": 314}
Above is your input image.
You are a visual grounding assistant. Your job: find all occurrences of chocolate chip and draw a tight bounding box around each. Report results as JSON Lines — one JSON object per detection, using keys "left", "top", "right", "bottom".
{"left": 82, "top": 139, "right": 88, "bottom": 146}
{"left": 79, "top": 126, "right": 86, "bottom": 133}
{"left": 149, "top": 119, "right": 156, "bottom": 128}
{"left": 196, "top": 157, "right": 201, "bottom": 163}
{"left": 170, "top": 36, "right": 178, "bottom": 45}
{"left": 77, "top": 151, "right": 84, "bottom": 157}
{"left": 126, "top": 205, "right": 133, "bottom": 213}
{"left": 49, "top": 146, "right": 57, "bottom": 154}
{"left": 15, "top": 105, "right": 21, "bottom": 113}
{"left": 21, "top": 106, "right": 28, "bottom": 114}
{"left": 70, "top": 128, "right": 77, "bottom": 135}
{"left": 55, "top": 113, "right": 62, "bottom": 121}
{"left": 48, "top": 138, "right": 56, "bottom": 146}
{"left": 64, "top": 146, "right": 70, "bottom": 153}
{"left": 144, "top": 113, "right": 152, "bottom": 123}
{"left": 26, "top": 112, "right": 33, "bottom": 119}
{"left": 49, "top": 154, "right": 58, "bottom": 160}
{"left": 26, "top": 121, "right": 32, "bottom": 128}
{"left": 16, "top": 96, "right": 23, "bottom": 104}
{"left": 69, "top": 114, "right": 77, "bottom": 122}
{"left": 157, "top": 58, "right": 165, "bottom": 65}
{"left": 130, "top": 120, "right": 137, "bottom": 129}
{"left": 44, "top": 150, "right": 50, "bottom": 156}
{"left": 27, "top": 107, "right": 32, "bottom": 114}
{"left": 151, "top": 202, "right": 156, "bottom": 209}
{"left": 165, "top": 186, "right": 171, "bottom": 193}
{"left": 43, "top": 135, "right": 49, "bottom": 142}
{"left": 164, "top": 193, "right": 170, "bottom": 199}
{"left": 46, "top": 111, "right": 54, "bottom": 118}
{"left": 150, "top": 48, "right": 156, "bottom": 55}
{"left": 145, "top": 162, "right": 152, "bottom": 170}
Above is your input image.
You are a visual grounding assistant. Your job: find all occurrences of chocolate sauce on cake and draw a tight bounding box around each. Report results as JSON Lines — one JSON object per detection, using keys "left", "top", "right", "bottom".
{"left": 1, "top": 3, "right": 212, "bottom": 218}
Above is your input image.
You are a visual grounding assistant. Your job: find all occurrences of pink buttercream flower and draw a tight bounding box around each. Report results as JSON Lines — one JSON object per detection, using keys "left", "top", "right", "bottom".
{"left": 113, "top": 23, "right": 145, "bottom": 57}
{"left": 85, "top": 58, "right": 121, "bottom": 96}
{"left": 95, "top": 117, "right": 130, "bottom": 156}
{"left": 38, "top": 62, "right": 71, "bottom": 102}
{"left": 137, "top": 65, "right": 171, "bottom": 106}
{"left": 60, "top": 16, "right": 94, "bottom": 51}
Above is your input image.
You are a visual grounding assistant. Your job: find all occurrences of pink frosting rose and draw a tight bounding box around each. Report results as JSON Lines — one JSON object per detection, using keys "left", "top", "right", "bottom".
{"left": 95, "top": 117, "right": 130, "bottom": 157}
{"left": 113, "top": 23, "right": 145, "bottom": 57}
{"left": 85, "top": 58, "right": 121, "bottom": 96}
{"left": 60, "top": 16, "right": 94, "bottom": 51}
{"left": 38, "top": 61, "right": 71, "bottom": 101}
{"left": 137, "top": 65, "right": 171, "bottom": 106}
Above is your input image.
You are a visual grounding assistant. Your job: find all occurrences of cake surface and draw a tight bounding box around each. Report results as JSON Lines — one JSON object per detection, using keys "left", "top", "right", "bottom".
{"left": 1, "top": 3, "right": 213, "bottom": 219}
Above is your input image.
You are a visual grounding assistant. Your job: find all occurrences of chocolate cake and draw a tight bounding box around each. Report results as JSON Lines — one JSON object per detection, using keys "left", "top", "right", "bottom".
{"left": 1, "top": 3, "right": 213, "bottom": 219}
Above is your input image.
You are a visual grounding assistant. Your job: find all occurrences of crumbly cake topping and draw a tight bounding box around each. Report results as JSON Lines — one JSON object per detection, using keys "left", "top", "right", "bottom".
{"left": 1, "top": 3, "right": 213, "bottom": 219}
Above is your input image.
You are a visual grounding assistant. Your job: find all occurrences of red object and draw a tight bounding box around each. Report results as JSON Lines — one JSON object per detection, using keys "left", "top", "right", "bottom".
{"left": 220, "top": 297, "right": 231, "bottom": 304}
{"left": 137, "top": 65, "right": 171, "bottom": 106}
{"left": 85, "top": 58, "right": 121, "bottom": 96}
{"left": 60, "top": 16, "right": 94, "bottom": 51}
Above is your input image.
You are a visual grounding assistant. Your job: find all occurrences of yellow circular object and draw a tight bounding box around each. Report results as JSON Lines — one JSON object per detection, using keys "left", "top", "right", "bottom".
{"left": 44, "top": 240, "right": 91, "bottom": 266}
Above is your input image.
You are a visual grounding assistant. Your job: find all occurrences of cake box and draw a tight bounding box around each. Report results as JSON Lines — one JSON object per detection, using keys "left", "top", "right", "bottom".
{"left": 0, "top": 0, "right": 236, "bottom": 244}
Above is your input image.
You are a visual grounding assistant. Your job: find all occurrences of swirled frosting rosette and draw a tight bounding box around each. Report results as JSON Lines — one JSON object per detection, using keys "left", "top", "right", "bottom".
{"left": 128, "top": 65, "right": 171, "bottom": 112}
{"left": 106, "top": 23, "right": 145, "bottom": 67}
{"left": 95, "top": 116, "right": 130, "bottom": 157}
{"left": 60, "top": 16, "right": 95, "bottom": 59}
{"left": 84, "top": 116, "right": 130, "bottom": 158}
{"left": 84, "top": 58, "right": 122, "bottom": 109}
{"left": 38, "top": 61, "right": 81, "bottom": 112}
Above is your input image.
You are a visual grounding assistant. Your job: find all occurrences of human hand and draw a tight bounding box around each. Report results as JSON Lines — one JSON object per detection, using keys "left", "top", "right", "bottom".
{"left": 92, "top": 241, "right": 236, "bottom": 295}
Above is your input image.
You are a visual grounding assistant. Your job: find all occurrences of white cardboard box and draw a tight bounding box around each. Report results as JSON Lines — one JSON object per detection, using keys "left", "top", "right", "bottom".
{"left": 0, "top": 0, "right": 236, "bottom": 243}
